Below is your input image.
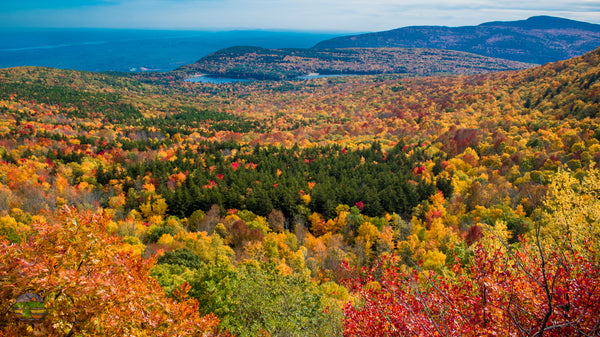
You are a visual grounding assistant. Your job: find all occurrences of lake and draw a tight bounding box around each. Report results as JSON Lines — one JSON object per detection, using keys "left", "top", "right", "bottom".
{"left": 185, "top": 75, "right": 251, "bottom": 84}
{"left": 184, "top": 73, "right": 361, "bottom": 84}
{"left": 297, "top": 73, "right": 359, "bottom": 80}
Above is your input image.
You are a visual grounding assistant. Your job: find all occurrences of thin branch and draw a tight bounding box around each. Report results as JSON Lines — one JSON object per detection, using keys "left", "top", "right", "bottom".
{"left": 409, "top": 278, "right": 447, "bottom": 337}
{"left": 411, "top": 261, "right": 470, "bottom": 325}
{"left": 591, "top": 311, "right": 600, "bottom": 336}
{"left": 532, "top": 198, "right": 554, "bottom": 337}
{"left": 481, "top": 225, "right": 542, "bottom": 287}
{"left": 507, "top": 289, "right": 529, "bottom": 337}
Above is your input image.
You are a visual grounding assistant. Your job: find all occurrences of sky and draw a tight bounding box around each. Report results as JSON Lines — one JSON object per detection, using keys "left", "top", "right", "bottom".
{"left": 2, "top": 0, "right": 600, "bottom": 32}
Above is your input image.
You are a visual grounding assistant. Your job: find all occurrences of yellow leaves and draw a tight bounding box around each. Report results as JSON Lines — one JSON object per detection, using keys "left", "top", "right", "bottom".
{"left": 118, "top": 236, "right": 145, "bottom": 257}
{"left": 143, "top": 182, "right": 156, "bottom": 193}
{"left": 289, "top": 247, "right": 309, "bottom": 275}
{"left": 247, "top": 216, "right": 270, "bottom": 236}
{"left": 365, "top": 281, "right": 381, "bottom": 292}
{"left": 172, "top": 133, "right": 183, "bottom": 143}
{"left": 139, "top": 195, "right": 168, "bottom": 221}
{"left": 0, "top": 214, "right": 28, "bottom": 243}
{"left": 480, "top": 220, "right": 511, "bottom": 253}
{"left": 355, "top": 222, "right": 380, "bottom": 263}
{"left": 262, "top": 233, "right": 281, "bottom": 259}
{"left": 303, "top": 233, "right": 327, "bottom": 258}
{"left": 357, "top": 222, "right": 380, "bottom": 244}
{"left": 157, "top": 149, "right": 168, "bottom": 160}
{"left": 138, "top": 202, "right": 153, "bottom": 219}
{"left": 301, "top": 193, "right": 311, "bottom": 205}
{"left": 176, "top": 230, "right": 234, "bottom": 263}
{"left": 158, "top": 233, "right": 175, "bottom": 246}
{"left": 421, "top": 249, "right": 446, "bottom": 271}
{"left": 309, "top": 212, "right": 325, "bottom": 235}
{"left": 541, "top": 167, "right": 600, "bottom": 256}
{"left": 472, "top": 205, "right": 503, "bottom": 222}
{"left": 320, "top": 281, "right": 349, "bottom": 303}
{"left": 589, "top": 143, "right": 600, "bottom": 154}
{"left": 276, "top": 261, "right": 294, "bottom": 275}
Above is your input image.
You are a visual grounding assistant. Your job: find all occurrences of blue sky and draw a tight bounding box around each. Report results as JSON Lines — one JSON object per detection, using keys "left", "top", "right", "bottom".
{"left": 2, "top": 0, "right": 600, "bottom": 32}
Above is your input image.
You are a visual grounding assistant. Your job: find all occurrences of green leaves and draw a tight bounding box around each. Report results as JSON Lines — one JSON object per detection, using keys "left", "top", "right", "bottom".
{"left": 224, "top": 263, "right": 342, "bottom": 337}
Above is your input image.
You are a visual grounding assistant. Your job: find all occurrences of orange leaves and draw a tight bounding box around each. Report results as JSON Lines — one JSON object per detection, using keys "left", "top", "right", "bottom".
{"left": 0, "top": 206, "right": 218, "bottom": 336}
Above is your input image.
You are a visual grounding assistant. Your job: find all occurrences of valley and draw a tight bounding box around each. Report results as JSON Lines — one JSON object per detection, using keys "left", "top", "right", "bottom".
{"left": 1, "top": 17, "right": 600, "bottom": 337}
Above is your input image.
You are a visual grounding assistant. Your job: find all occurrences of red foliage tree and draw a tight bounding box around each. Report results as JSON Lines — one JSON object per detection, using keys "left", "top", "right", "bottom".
{"left": 344, "top": 237, "right": 600, "bottom": 336}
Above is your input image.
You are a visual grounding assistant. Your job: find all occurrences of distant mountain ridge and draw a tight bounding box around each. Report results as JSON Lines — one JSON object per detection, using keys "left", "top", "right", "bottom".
{"left": 313, "top": 16, "right": 600, "bottom": 64}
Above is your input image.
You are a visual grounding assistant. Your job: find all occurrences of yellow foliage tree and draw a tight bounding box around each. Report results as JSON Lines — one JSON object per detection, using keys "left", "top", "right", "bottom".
{"left": 139, "top": 195, "right": 168, "bottom": 222}
{"left": 355, "top": 222, "right": 380, "bottom": 265}
{"left": 541, "top": 167, "right": 600, "bottom": 256}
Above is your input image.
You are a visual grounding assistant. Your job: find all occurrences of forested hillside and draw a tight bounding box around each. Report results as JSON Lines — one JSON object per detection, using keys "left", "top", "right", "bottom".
{"left": 314, "top": 16, "right": 600, "bottom": 64}
{"left": 179, "top": 46, "right": 532, "bottom": 80}
{"left": 1, "top": 46, "right": 600, "bottom": 336}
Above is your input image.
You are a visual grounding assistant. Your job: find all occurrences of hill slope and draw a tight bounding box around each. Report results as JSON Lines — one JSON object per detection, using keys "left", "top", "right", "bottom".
{"left": 313, "top": 16, "right": 600, "bottom": 64}
{"left": 177, "top": 46, "right": 533, "bottom": 80}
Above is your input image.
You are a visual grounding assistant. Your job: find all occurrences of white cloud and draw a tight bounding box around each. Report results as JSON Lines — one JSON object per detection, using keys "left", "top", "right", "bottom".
{"left": 1, "top": 0, "right": 599, "bottom": 31}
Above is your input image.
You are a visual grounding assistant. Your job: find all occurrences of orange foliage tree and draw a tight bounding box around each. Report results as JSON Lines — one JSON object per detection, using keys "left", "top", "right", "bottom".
{"left": 0, "top": 206, "right": 219, "bottom": 336}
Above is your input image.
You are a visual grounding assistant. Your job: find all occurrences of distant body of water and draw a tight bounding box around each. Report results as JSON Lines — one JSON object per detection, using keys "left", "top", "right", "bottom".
{"left": 185, "top": 75, "right": 251, "bottom": 84}
{"left": 0, "top": 28, "right": 340, "bottom": 72}
{"left": 297, "top": 73, "right": 359, "bottom": 80}
{"left": 185, "top": 73, "right": 360, "bottom": 84}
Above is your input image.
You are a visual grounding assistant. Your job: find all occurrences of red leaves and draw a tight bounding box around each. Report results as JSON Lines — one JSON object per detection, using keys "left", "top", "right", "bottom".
{"left": 413, "top": 165, "right": 426, "bottom": 175}
{"left": 465, "top": 224, "right": 484, "bottom": 246}
{"left": 204, "top": 180, "right": 217, "bottom": 189}
{"left": 344, "top": 240, "right": 600, "bottom": 336}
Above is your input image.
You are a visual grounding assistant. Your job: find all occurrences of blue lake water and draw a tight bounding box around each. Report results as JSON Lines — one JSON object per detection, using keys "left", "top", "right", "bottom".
{"left": 0, "top": 28, "right": 340, "bottom": 72}
{"left": 184, "top": 73, "right": 361, "bottom": 84}
{"left": 297, "top": 73, "right": 359, "bottom": 80}
{"left": 185, "top": 75, "right": 251, "bottom": 84}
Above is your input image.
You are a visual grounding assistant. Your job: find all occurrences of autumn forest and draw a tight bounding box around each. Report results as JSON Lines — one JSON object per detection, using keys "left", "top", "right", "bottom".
{"left": 2, "top": 42, "right": 600, "bottom": 336}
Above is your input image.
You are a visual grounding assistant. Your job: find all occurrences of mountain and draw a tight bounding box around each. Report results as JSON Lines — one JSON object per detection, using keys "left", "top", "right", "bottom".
{"left": 177, "top": 46, "right": 533, "bottom": 80}
{"left": 313, "top": 16, "right": 600, "bottom": 64}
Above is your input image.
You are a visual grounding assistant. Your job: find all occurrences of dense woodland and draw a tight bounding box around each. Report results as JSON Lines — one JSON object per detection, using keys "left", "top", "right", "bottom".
{"left": 1, "top": 46, "right": 600, "bottom": 336}
{"left": 179, "top": 46, "right": 532, "bottom": 80}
